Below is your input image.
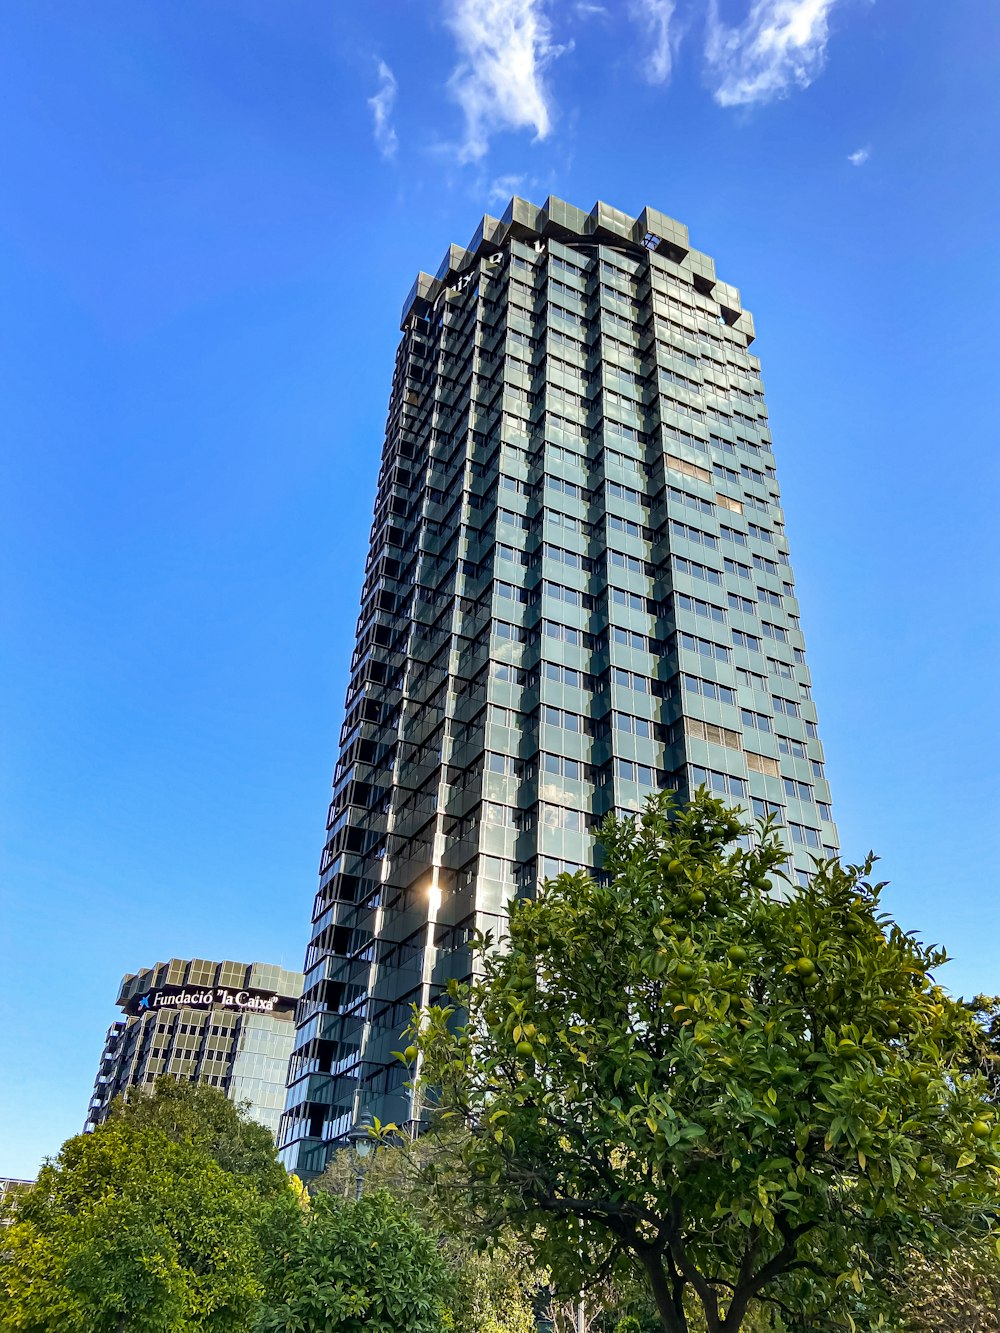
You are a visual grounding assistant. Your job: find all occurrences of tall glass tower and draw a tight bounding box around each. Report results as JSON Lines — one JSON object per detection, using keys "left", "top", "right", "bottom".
{"left": 279, "top": 197, "right": 837, "bottom": 1178}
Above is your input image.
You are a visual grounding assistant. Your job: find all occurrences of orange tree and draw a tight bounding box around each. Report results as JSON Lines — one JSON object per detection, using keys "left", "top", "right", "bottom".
{"left": 406, "top": 792, "right": 1000, "bottom": 1333}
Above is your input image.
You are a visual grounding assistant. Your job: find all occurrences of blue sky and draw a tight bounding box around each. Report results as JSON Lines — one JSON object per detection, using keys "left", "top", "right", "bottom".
{"left": 2, "top": 0, "right": 998, "bottom": 1178}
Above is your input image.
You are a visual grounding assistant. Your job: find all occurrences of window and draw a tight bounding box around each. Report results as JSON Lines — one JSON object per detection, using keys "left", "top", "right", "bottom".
{"left": 498, "top": 508, "right": 530, "bottom": 532}
{"left": 753, "top": 554, "right": 779, "bottom": 575}
{"left": 483, "top": 802, "right": 516, "bottom": 828}
{"left": 676, "top": 592, "right": 726, "bottom": 623}
{"left": 493, "top": 621, "right": 525, "bottom": 642}
{"left": 486, "top": 752, "right": 513, "bottom": 774}
{"left": 683, "top": 673, "right": 736, "bottom": 706}
{"left": 611, "top": 586, "right": 650, "bottom": 613}
{"left": 669, "top": 485, "right": 714, "bottom": 517}
{"left": 724, "top": 557, "right": 751, "bottom": 579}
{"left": 783, "top": 777, "right": 813, "bottom": 801}
{"left": 542, "top": 753, "right": 588, "bottom": 780}
{"left": 741, "top": 708, "right": 772, "bottom": 733}
{"left": 541, "top": 704, "right": 587, "bottom": 733}
{"left": 748, "top": 523, "right": 773, "bottom": 545}
{"left": 545, "top": 543, "right": 592, "bottom": 573}
{"left": 547, "top": 442, "right": 587, "bottom": 470}
{"left": 728, "top": 592, "right": 755, "bottom": 615}
{"left": 811, "top": 759, "right": 826, "bottom": 779}
{"left": 732, "top": 630, "right": 761, "bottom": 652}
{"left": 544, "top": 661, "right": 589, "bottom": 689}
{"left": 818, "top": 802, "right": 833, "bottom": 822}
{"left": 614, "top": 711, "right": 654, "bottom": 738}
{"left": 790, "top": 822, "right": 821, "bottom": 849}
{"left": 497, "top": 543, "right": 529, "bottom": 567}
{"left": 713, "top": 462, "right": 738, "bottom": 485}
{"left": 550, "top": 253, "right": 586, "bottom": 278}
{"left": 609, "top": 514, "right": 645, "bottom": 540}
{"left": 499, "top": 474, "right": 529, "bottom": 496}
{"left": 541, "top": 805, "right": 587, "bottom": 833}
{"left": 720, "top": 525, "right": 748, "bottom": 547}
{"left": 762, "top": 621, "right": 788, "bottom": 643}
{"left": 547, "top": 475, "right": 588, "bottom": 501}
{"left": 751, "top": 797, "right": 784, "bottom": 823}
{"left": 613, "top": 626, "right": 654, "bottom": 652}
{"left": 613, "top": 666, "right": 653, "bottom": 694}
{"left": 495, "top": 580, "right": 528, "bottom": 603}
{"left": 607, "top": 480, "right": 644, "bottom": 506}
{"left": 488, "top": 703, "right": 521, "bottom": 729}
{"left": 544, "top": 620, "right": 592, "bottom": 648}
{"left": 675, "top": 631, "right": 729, "bottom": 663}
{"left": 669, "top": 518, "right": 718, "bottom": 550}
{"left": 757, "top": 586, "right": 782, "bottom": 608}
{"left": 684, "top": 717, "right": 742, "bottom": 751}
{"left": 605, "top": 420, "right": 645, "bottom": 443}
{"left": 544, "top": 580, "right": 590, "bottom": 609}
{"left": 778, "top": 735, "right": 806, "bottom": 759}
{"left": 772, "top": 695, "right": 800, "bottom": 718}
{"left": 549, "top": 510, "right": 589, "bottom": 536}
{"left": 673, "top": 555, "right": 722, "bottom": 586}
{"left": 609, "top": 549, "right": 649, "bottom": 577}
{"left": 688, "top": 765, "right": 747, "bottom": 799}
{"left": 667, "top": 455, "right": 711, "bottom": 483}
{"left": 746, "top": 751, "right": 780, "bottom": 777}
{"left": 606, "top": 448, "right": 644, "bottom": 474}
{"left": 716, "top": 492, "right": 744, "bottom": 515}
{"left": 616, "top": 758, "right": 657, "bottom": 787}
{"left": 768, "top": 657, "right": 795, "bottom": 680}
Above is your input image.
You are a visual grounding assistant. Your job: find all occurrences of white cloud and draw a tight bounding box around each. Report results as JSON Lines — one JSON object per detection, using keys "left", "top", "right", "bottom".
{"left": 487, "top": 172, "right": 528, "bottom": 206}
{"left": 368, "top": 60, "right": 398, "bottom": 159}
{"left": 847, "top": 145, "right": 870, "bottom": 166}
{"left": 630, "top": 0, "right": 679, "bottom": 84}
{"left": 444, "top": 0, "right": 563, "bottom": 162}
{"left": 705, "top": 0, "right": 845, "bottom": 107}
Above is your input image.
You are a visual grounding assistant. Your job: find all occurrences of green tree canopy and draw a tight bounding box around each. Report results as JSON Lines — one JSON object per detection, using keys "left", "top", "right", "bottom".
{"left": 109, "top": 1078, "right": 288, "bottom": 1200}
{"left": 257, "top": 1188, "right": 453, "bottom": 1333}
{"left": 0, "top": 1120, "right": 265, "bottom": 1333}
{"left": 315, "top": 1138, "right": 541, "bottom": 1333}
{"left": 409, "top": 792, "right": 1000, "bottom": 1333}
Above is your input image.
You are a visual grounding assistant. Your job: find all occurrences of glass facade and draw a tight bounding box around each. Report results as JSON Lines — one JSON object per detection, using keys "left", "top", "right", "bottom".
{"left": 279, "top": 195, "right": 837, "bottom": 1178}
{"left": 86, "top": 957, "right": 303, "bottom": 1137}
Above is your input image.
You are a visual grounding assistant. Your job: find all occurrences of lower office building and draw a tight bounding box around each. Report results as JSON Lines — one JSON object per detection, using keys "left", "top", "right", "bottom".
{"left": 0, "top": 1178, "right": 33, "bottom": 1218}
{"left": 86, "top": 956, "right": 303, "bottom": 1137}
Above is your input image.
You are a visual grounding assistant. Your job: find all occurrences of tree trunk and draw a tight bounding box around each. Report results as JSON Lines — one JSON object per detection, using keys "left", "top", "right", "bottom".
{"left": 645, "top": 1257, "right": 689, "bottom": 1333}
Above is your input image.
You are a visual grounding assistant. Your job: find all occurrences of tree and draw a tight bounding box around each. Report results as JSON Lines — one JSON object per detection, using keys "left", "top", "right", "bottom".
{"left": 109, "top": 1078, "right": 289, "bottom": 1201}
{"left": 407, "top": 792, "right": 1000, "bottom": 1333}
{"left": 0, "top": 1120, "right": 265, "bottom": 1333}
{"left": 893, "top": 1238, "right": 1000, "bottom": 1332}
{"left": 256, "top": 1188, "right": 453, "bottom": 1333}
{"left": 314, "top": 1138, "right": 541, "bottom": 1333}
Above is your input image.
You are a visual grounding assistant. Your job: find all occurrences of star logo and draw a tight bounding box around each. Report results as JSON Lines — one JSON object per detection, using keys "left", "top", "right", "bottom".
{"left": 137, "top": 995, "right": 151, "bottom": 1012}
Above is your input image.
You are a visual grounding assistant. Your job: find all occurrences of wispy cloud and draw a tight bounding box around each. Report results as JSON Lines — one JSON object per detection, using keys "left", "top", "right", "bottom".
{"left": 487, "top": 172, "right": 529, "bottom": 206}
{"left": 630, "top": 0, "right": 679, "bottom": 84}
{"left": 847, "top": 145, "right": 870, "bottom": 166}
{"left": 368, "top": 60, "right": 398, "bottom": 159}
{"left": 705, "top": 0, "right": 844, "bottom": 107}
{"left": 444, "top": 0, "right": 563, "bottom": 162}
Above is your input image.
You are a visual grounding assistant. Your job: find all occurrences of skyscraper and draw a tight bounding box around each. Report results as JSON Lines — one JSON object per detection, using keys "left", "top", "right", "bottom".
{"left": 86, "top": 957, "right": 303, "bottom": 1136}
{"left": 279, "top": 196, "right": 837, "bottom": 1179}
